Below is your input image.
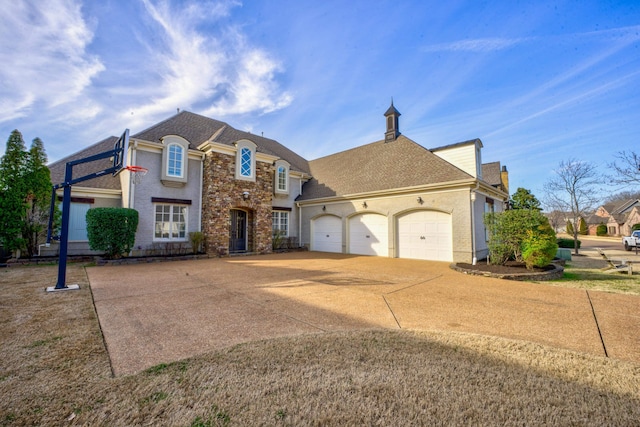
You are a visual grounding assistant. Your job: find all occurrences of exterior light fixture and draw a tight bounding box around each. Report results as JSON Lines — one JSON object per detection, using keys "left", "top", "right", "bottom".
{"left": 362, "top": 201, "right": 368, "bottom": 208}
{"left": 417, "top": 196, "right": 424, "bottom": 204}
{"left": 242, "top": 191, "right": 249, "bottom": 200}
{"left": 322, "top": 205, "right": 326, "bottom": 211}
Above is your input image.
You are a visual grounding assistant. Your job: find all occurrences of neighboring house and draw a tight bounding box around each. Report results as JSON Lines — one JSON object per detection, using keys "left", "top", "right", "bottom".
{"left": 589, "top": 199, "right": 640, "bottom": 236}
{"left": 46, "top": 102, "right": 509, "bottom": 263}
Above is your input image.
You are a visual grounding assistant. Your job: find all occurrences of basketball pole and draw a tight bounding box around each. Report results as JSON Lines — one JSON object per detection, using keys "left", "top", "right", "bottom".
{"left": 47, "top": 129, "right": 129, "bottom": 292}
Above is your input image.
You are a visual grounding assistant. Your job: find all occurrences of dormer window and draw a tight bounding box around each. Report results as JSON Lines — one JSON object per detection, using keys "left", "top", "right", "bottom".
{"left": 235, "top": 139, "right": 257, "bottom": 181}
{"left": 274, "top": 159, "right": 290, "bottom": 195}
{"left": 161, "top": 135, "right": 189, "bottom": 187}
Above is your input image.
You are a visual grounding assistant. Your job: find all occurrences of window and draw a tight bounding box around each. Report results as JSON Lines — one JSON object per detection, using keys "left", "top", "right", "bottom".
{"left": 154, "top": 204, "right": 187, "bottom": 240}
{"left": 167, "top": 144, "right": 183, "bottom": 177}
{"left": 234, "top": 139, "right": 257, "bottom": 181}
{"left": 161, "top": 135, "right": 189, "bottom": 186}
{"left": 274, "top": 159, "right": 290, "bottom": 194}
{"left": 484, "top": 198, "right": 495, "bottom": 242}
{"left": 240, "top": 147, "right": 252, "bottom": 177}
{"left": 277, "top": 166, "right": 286, "bottom": 190}
{"left": 272, "top": 211, "right": 289, "bottom": 236}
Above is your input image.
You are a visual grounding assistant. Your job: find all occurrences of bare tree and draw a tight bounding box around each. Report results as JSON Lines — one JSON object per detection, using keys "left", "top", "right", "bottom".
{"left": 608, "top": 150, "right": 640, "bottom": 187}
{"left": 543, "top": 159, "right": 601, "bottom": 255}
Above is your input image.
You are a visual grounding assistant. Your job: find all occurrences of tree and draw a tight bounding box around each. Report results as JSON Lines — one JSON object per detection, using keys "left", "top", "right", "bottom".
{"left": 0, "top": 130, "right": 28, "bottom": 253}
{"left": 510, "top": 187, "right": 541, "bottom": 210}
{"left": 0, "top": 131, "right": 55, "bottom": 257}
{"left": 23, "top": 138, "right": 53, "bottom": 256}
{"left": 543, "top": 159, "right": 601, "bottom": 255}
{"left": 607, "top": 151, "right": 640, "bottom": 187}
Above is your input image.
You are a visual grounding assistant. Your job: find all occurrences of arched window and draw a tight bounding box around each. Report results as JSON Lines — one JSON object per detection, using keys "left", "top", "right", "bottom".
{"left": 167, "top": 143, "right": 184, "bottom": 177}
{"left": 160, "top": 135, "right": 189, "bottom": 186}
{"left": 274, "top": 159, "right": 290, "bottom": 195}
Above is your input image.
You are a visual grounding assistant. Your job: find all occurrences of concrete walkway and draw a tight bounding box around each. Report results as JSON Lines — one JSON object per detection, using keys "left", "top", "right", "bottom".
{"left": 87, "top": 252, "right": 640, "bottom": 376}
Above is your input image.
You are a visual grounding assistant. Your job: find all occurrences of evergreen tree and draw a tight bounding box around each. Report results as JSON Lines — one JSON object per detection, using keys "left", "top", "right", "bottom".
{"left": 0, "top": 130, "right": 28, "bottom": 253}
{"left": 23, "top": 138, "right": 53, "bottom": 256}
{"left": 510, "top": 187, "right": 542, "bottom": 210}
{"left": 566, "top": 220, "right": 574, "bottom": 235}
{"left": 578, "top": 217, "right": 588, "bottom": 235}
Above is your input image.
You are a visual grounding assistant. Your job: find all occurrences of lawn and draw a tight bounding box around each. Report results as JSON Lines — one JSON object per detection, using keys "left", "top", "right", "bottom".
{"left": 1, "top": 263, "right": 639, "bottom": 426}
{"left": 544, "top": 253, "right": 640, "bottom": 296}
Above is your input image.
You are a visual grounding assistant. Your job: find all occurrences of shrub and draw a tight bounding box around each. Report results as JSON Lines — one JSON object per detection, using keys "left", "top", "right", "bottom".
{"left": 188, "top": 231, "right": 205, "bottom": 254}
{"left": 557, "top": 238, "right": 581, "bottom": 249}
{"left": 566, "top": 220, "right": 574, "bottom": 235}
{"left": 484, "top": 209, "right": 556, "bottom": 266}
{"left": 596, "top": 224, "right": 607, "bottom": 236}
{"left": 522, "top": 227, "right": 558, "bottom": 270}
{"left": 632, "top": 223, "right": 640, "bottom": 231}
{"left": 86, "top": 208, "right": 138, "bottom": 259}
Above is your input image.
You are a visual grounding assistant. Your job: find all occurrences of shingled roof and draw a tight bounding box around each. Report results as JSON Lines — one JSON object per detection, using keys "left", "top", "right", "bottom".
{"left": 133, "top": 111, "right": 310, "bottom": 174}
{"left": 481, "top": 161, "right": 502, "bottom": 188}
{"left": 297, "top": 135, "right": 474, "bottom": 201}
{"left": 48, "top": 136, "right": 121, "bottom": 190}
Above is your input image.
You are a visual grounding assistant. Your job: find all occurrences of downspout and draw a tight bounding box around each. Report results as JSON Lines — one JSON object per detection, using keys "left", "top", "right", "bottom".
{"left": 198, "top": 153, "right": 205, "bottom": 232}
{"left": 470, "top": 182, "right": 479, "bottom": 265}
{"left": 128, "top": 141, "right": 137, "bottom": 209}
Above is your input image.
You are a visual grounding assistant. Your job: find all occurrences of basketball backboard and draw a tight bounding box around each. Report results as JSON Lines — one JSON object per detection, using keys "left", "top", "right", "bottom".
{"left": 112, "top": 129, "right": 130, "bottom": 176}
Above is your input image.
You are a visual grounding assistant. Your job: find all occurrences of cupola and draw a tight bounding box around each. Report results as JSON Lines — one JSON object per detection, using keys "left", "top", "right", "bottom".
{"left": 384, "top": 99, "right": 401, "bottom": 142}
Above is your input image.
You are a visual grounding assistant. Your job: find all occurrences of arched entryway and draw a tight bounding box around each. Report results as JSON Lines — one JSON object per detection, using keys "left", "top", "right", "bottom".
{"left": 229, "top": 209, "right": 248, "bottom": 253}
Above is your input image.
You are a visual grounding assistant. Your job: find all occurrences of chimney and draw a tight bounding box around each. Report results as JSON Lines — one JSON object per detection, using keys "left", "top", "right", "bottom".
{"left": 500, "top": 165, "right": 509, "bottom": 195}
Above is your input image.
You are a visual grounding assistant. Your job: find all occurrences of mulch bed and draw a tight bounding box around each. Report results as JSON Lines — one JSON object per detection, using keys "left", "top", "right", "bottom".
{"left": 456, "top": 261, "right": 556, "bottom": 274}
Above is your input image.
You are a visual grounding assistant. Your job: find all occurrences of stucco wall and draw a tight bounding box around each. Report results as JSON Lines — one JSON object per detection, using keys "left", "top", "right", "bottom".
{"left": 131, "top": 149, "right": 203, "bottom": 253}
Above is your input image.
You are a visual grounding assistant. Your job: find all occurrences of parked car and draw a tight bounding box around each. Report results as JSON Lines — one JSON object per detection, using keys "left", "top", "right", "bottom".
{"left": 622, "top": 230, "right": 640, "bottom": 251}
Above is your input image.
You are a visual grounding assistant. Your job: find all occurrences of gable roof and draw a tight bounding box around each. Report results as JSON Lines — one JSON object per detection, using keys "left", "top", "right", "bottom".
{"left": 297, "top": 135, "right": 474, "bottom": 201}
{"left": 48, "top": 136, "right": 121, "bottom": 191}
{"left": 133, "top": 111, "right": 310, "bottom": 174}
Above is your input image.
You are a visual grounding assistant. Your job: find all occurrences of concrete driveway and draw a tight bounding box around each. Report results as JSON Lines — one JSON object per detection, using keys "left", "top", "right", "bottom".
{"left": 86, "top": 252, "right": 640, "bottom": 376}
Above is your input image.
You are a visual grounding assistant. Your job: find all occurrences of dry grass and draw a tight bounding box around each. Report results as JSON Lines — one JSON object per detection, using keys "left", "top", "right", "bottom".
{"left": 542, "top": 254, "right": 640, "bottom": 296}
{"left": 2, "top": 264, "right": 640, "bottom": 426}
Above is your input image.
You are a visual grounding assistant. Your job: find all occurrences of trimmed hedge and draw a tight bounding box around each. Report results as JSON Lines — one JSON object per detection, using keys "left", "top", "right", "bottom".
{"left": 86, "top": 208, "right": 138, "bottom": 259}
{"left": 557, "top": 238, "right": 581, "bottom": 249}
{"left": 596, "top": 224, "right": 607, "bottom": 236}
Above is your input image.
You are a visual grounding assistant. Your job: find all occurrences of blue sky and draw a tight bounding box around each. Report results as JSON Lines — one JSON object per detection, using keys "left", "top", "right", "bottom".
{"left": 1, "top": 0, "right": 639, "bottom": 199}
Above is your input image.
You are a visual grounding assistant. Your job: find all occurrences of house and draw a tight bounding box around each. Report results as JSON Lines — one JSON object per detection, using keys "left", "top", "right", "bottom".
{"left": 46, "top": 102, "right": 509, "bottom": 263}
{"left": 588, "top": 199, "right": 640, "bottom": 236}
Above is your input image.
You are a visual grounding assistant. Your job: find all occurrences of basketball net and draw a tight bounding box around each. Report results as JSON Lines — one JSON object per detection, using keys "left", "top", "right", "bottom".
{"left": 126, "top": 165, "right": 148, "bottom": 184}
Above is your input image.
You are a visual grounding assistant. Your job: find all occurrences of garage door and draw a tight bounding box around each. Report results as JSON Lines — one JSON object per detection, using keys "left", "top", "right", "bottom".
{"left": 349, "top": 213, "right": 388, "bottom": 256}
{"left": 397, "top": 211, "right": 452, "bottom": 261}
{"left": 311, "top": 215, "right": 342, "bottom": 253}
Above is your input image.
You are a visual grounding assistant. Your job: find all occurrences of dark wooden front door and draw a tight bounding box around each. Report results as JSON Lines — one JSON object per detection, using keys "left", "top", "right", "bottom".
{"left": 229, "top": 209, "right": 247, "bottom": 252}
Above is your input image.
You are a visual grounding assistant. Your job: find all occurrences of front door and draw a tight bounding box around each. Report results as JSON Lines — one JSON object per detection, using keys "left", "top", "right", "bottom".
{"left": 229, "top": 209, "right": 247, "bottom": 252}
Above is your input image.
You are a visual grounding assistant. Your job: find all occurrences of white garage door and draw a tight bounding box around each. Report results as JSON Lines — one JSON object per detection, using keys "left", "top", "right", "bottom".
{"left": 349, "top": 213, "right": 388, "bottom": 256}
{"left": 397, "top": 211, "right": 452, "bottom": 261}
{"left": 311, "top": 215, "right": 342, "bottom": 253}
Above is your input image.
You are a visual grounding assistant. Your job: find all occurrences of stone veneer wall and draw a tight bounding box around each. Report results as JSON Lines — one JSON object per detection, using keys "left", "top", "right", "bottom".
{"left": 202, "top": 151, "right": 274, "bottom": 256}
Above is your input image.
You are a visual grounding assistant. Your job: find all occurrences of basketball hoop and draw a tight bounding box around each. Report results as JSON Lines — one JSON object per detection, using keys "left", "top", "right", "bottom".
{"left": 126, "top": 165, "right": 148, "bottom": 184}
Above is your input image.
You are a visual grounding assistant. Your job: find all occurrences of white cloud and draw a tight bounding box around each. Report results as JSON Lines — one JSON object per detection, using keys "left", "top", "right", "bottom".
{"left": 0, "top": 0, "right": 104, "bottom": 123}
{"left": 128, "top": 0, "right": 292, "bottom": 126}
{"left": 423, "top": 37, "right": 526, "bottom": 53}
